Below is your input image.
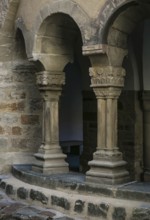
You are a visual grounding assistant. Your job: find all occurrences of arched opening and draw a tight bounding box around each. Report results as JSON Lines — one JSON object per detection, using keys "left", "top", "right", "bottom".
{"left": 33, "top": 13, "right": 96, "bottom": 173}
{"left": 103, "top": 1, "right": 150, "bottom": 181}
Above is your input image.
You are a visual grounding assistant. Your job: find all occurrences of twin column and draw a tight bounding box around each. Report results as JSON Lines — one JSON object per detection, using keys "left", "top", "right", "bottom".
{"left": 86, "top": 66, "right": 129, "bottom": 184}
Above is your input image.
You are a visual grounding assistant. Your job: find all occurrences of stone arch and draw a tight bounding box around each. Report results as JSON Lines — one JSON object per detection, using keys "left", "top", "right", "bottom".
{"left": 98, "top": 0, "right": 149, "bottom": 47}
{"left": 15, "top": 0, "right": 92, "bottom": 60}
{"left": 97, "top": 0, "right": 135, "bottom": 44}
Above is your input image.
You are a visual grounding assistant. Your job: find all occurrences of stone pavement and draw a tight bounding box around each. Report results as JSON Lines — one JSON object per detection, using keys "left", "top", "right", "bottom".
{"left": 0, "top": 191, "right": 73, "bottom": 220}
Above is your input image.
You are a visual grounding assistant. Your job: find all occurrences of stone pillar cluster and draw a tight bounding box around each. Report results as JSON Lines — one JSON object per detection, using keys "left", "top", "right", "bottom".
{"left": 32, "top": 71, "right": 69, "bottom": 174}
{"left": 86, "top": 66, "right": 129, "bottom": 184}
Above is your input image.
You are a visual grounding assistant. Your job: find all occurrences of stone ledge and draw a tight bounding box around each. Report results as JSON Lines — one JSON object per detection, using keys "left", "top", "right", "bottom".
{"left": 12, "top": 164, "right": 150, "bottom": 203}
{"left": 0, "top": 174, "right": 150, "bottom": 220}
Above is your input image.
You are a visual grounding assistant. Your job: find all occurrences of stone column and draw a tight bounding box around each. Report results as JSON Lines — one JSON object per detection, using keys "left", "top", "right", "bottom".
{"left": 143, "top": 91, "right": 150, "bottom": 181}
{"left": 86, "top": 66, "right": 129, "bottom": 184}
{"left": 32, "top": 71, "right": 69, "bottom": 174}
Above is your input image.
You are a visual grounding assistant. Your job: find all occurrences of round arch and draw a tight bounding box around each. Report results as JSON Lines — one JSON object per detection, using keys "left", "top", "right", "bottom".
{"left": 15, "top": 0, "right": 92, "bottom": 60}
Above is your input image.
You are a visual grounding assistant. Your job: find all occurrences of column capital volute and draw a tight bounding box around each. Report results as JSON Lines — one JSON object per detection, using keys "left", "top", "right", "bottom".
{"left": 36, "top": 71, "right": 65, "bottom": 90}
{"left": 89, "top": 66, "right": 126, "bottom": 89}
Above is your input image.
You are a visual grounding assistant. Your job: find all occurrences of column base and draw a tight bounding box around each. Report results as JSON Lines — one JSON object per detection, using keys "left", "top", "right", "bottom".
{"left": 32, "top": 151, "right": 69, "bottom": 174}
{"left": 86, "top": 151, "right": 130, "bottom": 185}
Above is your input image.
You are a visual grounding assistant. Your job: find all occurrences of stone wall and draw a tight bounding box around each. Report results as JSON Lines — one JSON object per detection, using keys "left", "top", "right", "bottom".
{"left": 0, "top": 60, "right": 42, "bottom": 172}
{"left": 118, "top": 91, "right": 143, "bottom": 180}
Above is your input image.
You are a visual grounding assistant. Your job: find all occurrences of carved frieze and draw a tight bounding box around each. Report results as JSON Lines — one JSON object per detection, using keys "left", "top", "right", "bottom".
{"left": 89, "top": 66, "right": 126, "bottom": 88}
{"left": 36, "top": 71, "right": 65, "bottom": 87}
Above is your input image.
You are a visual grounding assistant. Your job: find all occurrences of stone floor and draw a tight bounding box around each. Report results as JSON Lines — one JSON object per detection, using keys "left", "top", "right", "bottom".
{"left": 0, "top": 191, "right": 75, "bottom": 220}
{"left": 1, "top": 168, "right": 150, "bottom": 220}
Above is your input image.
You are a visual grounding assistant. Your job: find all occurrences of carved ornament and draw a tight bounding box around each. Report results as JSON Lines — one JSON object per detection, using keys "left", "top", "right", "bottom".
{"left": 89, "top": 66, "right": 125, "bottom": 88}
{"left": 36, "top": 71, "right": 65, "bottom": 87}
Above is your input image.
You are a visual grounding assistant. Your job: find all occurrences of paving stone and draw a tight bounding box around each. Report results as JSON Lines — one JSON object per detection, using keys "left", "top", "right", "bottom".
{"left": 0, "top": 202, "right": 25, "bottom": 219}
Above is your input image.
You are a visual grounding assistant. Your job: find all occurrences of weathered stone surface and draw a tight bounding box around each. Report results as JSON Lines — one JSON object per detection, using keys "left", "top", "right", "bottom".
{"left": 88, "top": 202, "right": 109, "bottom": 217}
{"left": 51, "top": 195, "right": 70, "bottom": 210}
{"left": 5, "top": 184, "right": 14, "bottom": 195}
{"left": 30, "top": 189, "right": 48, "bottom": 205}
{"left": 0, "top": 0, "right": 10, "bottom": 27}
{"left": 17, "top": 187, "right": 28, "bottom": 199}
{"left": 21, "top": 115, "right": 39, "bottom": 125}
{"left": 74, "top": 200, "right": 85, "bottom": 213}
{"left": 0, "top": 181, "right": 6, "bottom": 190}
{"left": 112, "top": 207, "right": 126, "bottom": 220}
{"left": 131, "top": 208, "right": 150, "bottom": 220}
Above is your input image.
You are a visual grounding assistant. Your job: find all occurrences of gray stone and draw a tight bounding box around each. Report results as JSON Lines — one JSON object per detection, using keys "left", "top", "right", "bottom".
{"left": 6, "top": 184, "right": 14, "bottom": 195}
{"left": 112, "top": 207, "right": 126, "bottom": 220}
{"left": 51, "top": 195, "right": 70, "bottom": 210}
{"left": 131, "top": 208, "right": 150, "bottom": 220}
{"left": 88, "top": 202, "right": 109, "bottom": 217}
{"left": 74, "top": 200, "right": 85, "bottom": 213}
{"left": 30, "top": 189, "right": 48, "bottom": 205}
{"left": 0, "top": 181, "right": 6, "bottom": 190}
{"left": 17, "top": 187, "right": 28, "bottom": 199}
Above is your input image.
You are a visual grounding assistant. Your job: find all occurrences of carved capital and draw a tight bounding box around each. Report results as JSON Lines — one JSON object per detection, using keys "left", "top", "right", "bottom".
{"left": 93, "top": 87, "right": 122, "bottom": 99}
{"left": 89, "top": 66, "right": 126, "bottom": 88}
{"left": 36, "top": 71, "right": 65, "bottom": 88}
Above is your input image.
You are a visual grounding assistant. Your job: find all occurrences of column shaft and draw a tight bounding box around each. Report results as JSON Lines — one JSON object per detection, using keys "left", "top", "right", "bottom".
{"left": 97, "top": 98, "right": 106, "bottom": 150}
{"left": 106, "top": 98, "right": 118, "bottom": 150}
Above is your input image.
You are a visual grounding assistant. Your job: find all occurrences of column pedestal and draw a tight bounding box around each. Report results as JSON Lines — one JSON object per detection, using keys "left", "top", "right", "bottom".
{"left": 86, "top": 66, "right": 129, "bottom": 184}
{"left": 32, "top": 71, "right": 69, "bottom": 174}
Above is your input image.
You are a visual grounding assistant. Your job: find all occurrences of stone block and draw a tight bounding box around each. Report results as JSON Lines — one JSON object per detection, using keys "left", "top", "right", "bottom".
{"left": 0, "top": 102, "right": 24, "bottom": 112}
{"left": 88, "top": 202, "right": 109, "bottom": 218}
{"left": 30, "top": 189, "right": 48, "bottom": 205}
{"left": 17, "top": 187, "right": 28, "bottom": 199}
{"left": 28, "top": 99, "right": 42, "bottom": 113}
{"left": 131, "top": 208, "right": 150, "bottom": 220}
{"left": 0, "top": 126, "right": 4, "bottom": 135}
{"left": 0, "top": 181, "right": 6, "bottom": 190}
{"left": 21, "top": 115, "right": 39, "bottom": 125}
{"left": 6, "top": 184, "right": 14, "bottom": 195}
{"left": 12, "top": 127, "right": 22, "bottom": 135}
{"left": 51, "top": 195, "right": 70, "bottom": 210}
{"left": 74, "top": 200, "right": 85, "bottom": 213}
{"left": 0, "top": 113, "right": 19, "bottom": 124}
{"left": 112, "top": 207, "right": 126, "bottom": 220}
